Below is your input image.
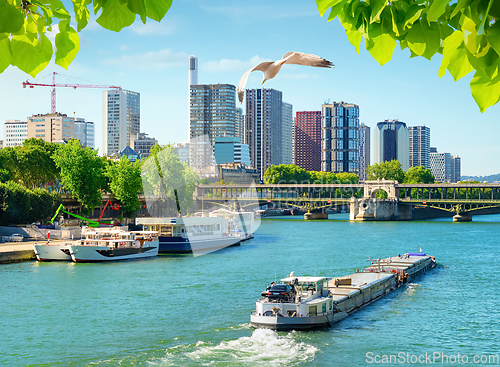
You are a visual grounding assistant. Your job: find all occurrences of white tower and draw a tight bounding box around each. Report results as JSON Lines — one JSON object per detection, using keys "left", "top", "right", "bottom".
{"left": 189, "top": 56, "right": 198, "bottom": 86}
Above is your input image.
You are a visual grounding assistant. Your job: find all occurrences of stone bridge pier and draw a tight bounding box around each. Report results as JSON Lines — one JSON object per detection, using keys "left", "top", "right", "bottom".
{"left": 350, "top": 180, "right": 412, "bottom": 221}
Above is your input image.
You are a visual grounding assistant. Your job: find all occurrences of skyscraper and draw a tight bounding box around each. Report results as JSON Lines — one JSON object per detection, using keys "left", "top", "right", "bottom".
{"left": 103, "top": 89, "right": 140, "bottom": 156}
{"left": 245, "top": 88, "right": 283, "bottom": 177}
{"left": 409, "top": 126, "right": 430, "bottom": 169}
{"left": 451, "top": 155, "right": 461, "bottom": 183}
{"left": 295, "top": 111, "right": 321, "bottom": 171}
{"left": 27, "top": 113, "right": 74, "bottom": 143}
{"left": 359, "top": 123, "right": 370, "bottom": 180}
{"left": 189, "top": 84, "right": 236, "bottom": 170}
{"left": 281, "top": 102, "right": 293, "bottom": 165}
{"left": 321, "top": 101, "right": 360, "bottom": 173}
{"left": 235, "top": 107, "right": 244, "bottom": 142}
{"left": 374, "top": 119, "right": 409, "bottom": 171}
{"left": 430, "top": 150, "right": 451, "bottom": 182}
{"left": 188, "top": 56, "right": 198, "bottom": 86}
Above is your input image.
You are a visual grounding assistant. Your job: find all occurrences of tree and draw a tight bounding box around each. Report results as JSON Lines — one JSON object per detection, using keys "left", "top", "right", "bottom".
{"left": 2, "top": 139, "right": 60, "bottom": 189}
{"left": 0, "top": 0, "right": 172, "bottom": 77}
{"left": 52, "top": 139, "right": 106, "bottom": 212}
{"left": 317, "top": 0, "right": 500, "bottom": 112}
{"left": 142, "top": 144, "right": 200, "bottom": 215}
{"left": 106, "top": 156, "right": 143, "bottom": 218}
{"left": 366, "top": 160, "right": 406, "bottom": 182}
{"left": 404, "top": 166, "right": 435, "bottom": 184}
{"left": 263, "top": 164, "right": 310, "bottom": 184}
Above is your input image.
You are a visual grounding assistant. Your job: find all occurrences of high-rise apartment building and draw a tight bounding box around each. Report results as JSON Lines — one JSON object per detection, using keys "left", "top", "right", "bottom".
{"left": 430, "top": 150, "right": 452, "bottom": 182}
{"left": 245, "top": 88, "right": 283, "bottom": 177}
{"left": 235, "top": 107, "right": 244, "bottom": 142}
{"left": 295, "top": 111, "right": 321, "bottom": 171}
{"left": 189, "top": 84, "right": 236, "bottom": 170}
{"left": 173, "top": 142, "right": 190, "bottom": 165}
{"left": 281, "top": 102, "right": 293, "bottom": 165}
{"left": 27, "top": 113, "right": 75, "bottom": 143}
{"left": 374, "top": 119, "right": 409, "bottom": 171}
{"left": 3, "top": 120, "right": 27, "bottom": 147}
{"left": 74, "top": 118, "right": 95, "bottom": 149}
{"left": 321, "top": 102, "right": 360, "bottom": 173}
{"left": 359, "top": 123, "right": 370, "bottom": 180}
{"left": 451, "top": 155, "right": 461, "bottom": 183}
{"left": 103, "top": 89, "right": 140, "bottom": 156}
{"left": 409, "top": 126, "right": 430, "bottom": 169}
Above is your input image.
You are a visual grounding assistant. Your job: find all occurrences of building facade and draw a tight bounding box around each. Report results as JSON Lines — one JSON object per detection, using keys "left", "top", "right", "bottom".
{"left": 213, "top": 137, "right": 251, "bottom": 166}
{"left": 27, "top": 113, "right": 75, "bottom": 143}
{"left": 409, "top": 126, "right": 430, "bottom": 169}
{"left": 321, "top": 102, "right": 360, "bottom": 173}
{"left": 189, "top": 84, "right": 237, "bottom": 171}
{"left": 430, "top": 150, "right": 452, "bottom": 182}
{"left": 374, "top": 119, "right": 409, "bottom": 171}
{"left": 74, "top": 118, "right": 95, "bottom": 149}
{"left": 103, "top": 89, "right": 140, "bottom": 156}
{"left": 235, "top": 107, "right": 244, "bottom": 142}
{"left": 295, "top": 111, "right": 321, "bottom": 171}
{"left": 245, "top": 88, "right": 283, "bottom": 177}
{"left": 281, "top": 102, "right": 293, "bottom": 165}
{"left": 173, "top": 142, "right": 190, "bottom": 165}
{"left": 451, "top": 155, "right": 461, "bottom": 183}
{"left": 359, "top": 123, "right": 370, "bottom": 180}
{"left": 3, "top": 120, "right": 28, "bottom": 147}
{"left": 134, "top": 132, "right": 158, "bottom": 159}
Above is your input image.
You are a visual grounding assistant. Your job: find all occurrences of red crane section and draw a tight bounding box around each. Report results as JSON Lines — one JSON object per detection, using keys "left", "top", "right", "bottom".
{"left": 22, "top": 72, "right": 121, "bottom": 114}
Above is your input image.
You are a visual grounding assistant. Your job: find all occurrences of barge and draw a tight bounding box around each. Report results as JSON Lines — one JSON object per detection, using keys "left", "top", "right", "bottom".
{"left": 251, "top": 253, "right": 436, "bottom": 330}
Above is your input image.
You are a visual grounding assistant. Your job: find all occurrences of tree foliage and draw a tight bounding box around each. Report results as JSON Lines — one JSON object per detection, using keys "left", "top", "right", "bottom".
{"left": 52, "top": 139, "right": 106, "bottom": 212}
{"left": 106, "top": 156, "right": 142, "bottom": 218}
{"left": 0, "top": 0, "right": 172, "bottom": 77}
{"left": 263, "top": 164, "right": 360, "bottom": 184}
{"left": 317, "top": 0, "right": 500, "bottom": 112}
{"left": 404, "top": 166, "right": 435, "bottom": 183}
{"left": 366, "top": 160, "right": 406, "bottom": 182}
{"left": 0, "top": 138, "right": 60, "bottom": 189}
{"left": 142, "top": 144, "right": 200, "bottom": 215}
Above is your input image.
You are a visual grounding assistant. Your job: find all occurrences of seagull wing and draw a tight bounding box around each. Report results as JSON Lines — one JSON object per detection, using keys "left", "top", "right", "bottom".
{"left": 237, "top": 61, "right": 274, "bottom": 103}
{"left": 281, "top": 51, "right": 334, "bottom": 68}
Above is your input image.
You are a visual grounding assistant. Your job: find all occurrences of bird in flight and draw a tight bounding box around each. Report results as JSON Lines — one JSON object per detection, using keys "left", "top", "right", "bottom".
{"left": 237, "top": 51, "right": 334, "bottom": 103}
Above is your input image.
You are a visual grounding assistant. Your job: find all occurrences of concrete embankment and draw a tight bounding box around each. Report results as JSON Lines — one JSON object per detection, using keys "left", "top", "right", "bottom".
{"left": 0, "top": 240, "right": 67, "bottom": 264}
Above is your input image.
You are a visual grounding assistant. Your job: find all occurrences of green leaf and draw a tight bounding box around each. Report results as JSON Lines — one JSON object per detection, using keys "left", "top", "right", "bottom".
{"left": 55, "top": 20, "right": 80, "bottom": 69}
{"left": 0, "top": 1, "right": 25, "bottom": 33}
{"left": 470, "top": 70, "right": 500, "bottom": 112}
{"left": 346, "top": 28, "right": 363, "bottom": 54}
{"left": 427, "top": 0, "right": 449, "bottom": 22}
{"left": 486, "top": 21, "right": 500, "bottom": 57}
{"left": 406, "top": 18, "right": 440, "bottom": 59}
{"left": 462, "top": 16, "right": 477, "bottom": 54}
{"left": 451, "top": 0, "right": 472, "bottom": 18}
{"left": 0, "top": 38, "right": 12, "bottom": 74}
{"left": 328, "top": 0, "right": 349, "bottom": 21}
{"left": 96, "top": 0, "right": 136, "bottom": 32}
{"left": 365, "top": 28, "right": 396, "bottom": 65}
{"left": 127, "top": 0, "right": 147, "bottom": 23}
{"left": 447, "top": 44, "right": 474, "bottom": 80}
{"left": 11, "top": 34, "right": 53, "bottom": 77}
{"left": 439, "top": 30, "right": 464, "bottom": 77}
{"left": 370, "top": 0, "right": 387, "bottom": 23}
{"left": 317, "top": 0, "right": 345, "bottom": 17}
{"left": 144, "top": 0, "right": 172, "bottom": 22}
{"left": 73, "top": 0, "right": 92, "bottom": 31}
{"left": 404, "top": 5, "right": 424, "bottom": 30}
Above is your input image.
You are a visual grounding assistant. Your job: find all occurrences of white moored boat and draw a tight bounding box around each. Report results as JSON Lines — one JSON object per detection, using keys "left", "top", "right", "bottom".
{"left": 33, "top": 242, "right": 73, "bottom": 261}
{"left": 68, "top": 230, "right": 159, "bottom": 262}
{"left": 251, "top": 253, "right": 436, "bottom": 330}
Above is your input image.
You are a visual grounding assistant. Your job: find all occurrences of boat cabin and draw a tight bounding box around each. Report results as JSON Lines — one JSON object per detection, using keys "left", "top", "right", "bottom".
{"left": 136, "top": 217, "right": 232, "bottom": 239}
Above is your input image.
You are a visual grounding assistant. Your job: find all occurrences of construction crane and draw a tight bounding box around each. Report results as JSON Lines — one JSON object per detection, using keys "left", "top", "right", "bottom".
{"left": 22, "top": 72, "right": 121, "bottom": 114}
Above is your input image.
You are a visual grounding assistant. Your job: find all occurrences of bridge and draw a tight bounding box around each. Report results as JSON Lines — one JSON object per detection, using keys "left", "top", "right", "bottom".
{"left": 194, "top": 180, "right": 500, "bottom": 221}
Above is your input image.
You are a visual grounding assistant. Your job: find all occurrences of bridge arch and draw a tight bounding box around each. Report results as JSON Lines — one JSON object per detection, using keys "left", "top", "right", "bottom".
{"left": 363, "top": 180, "right": 399, "bottom": 200}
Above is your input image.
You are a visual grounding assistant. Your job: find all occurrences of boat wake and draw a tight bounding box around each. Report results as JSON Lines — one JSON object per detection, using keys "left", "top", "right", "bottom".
{"left": 154, "top": 329, "right": 318, "bottom": 366}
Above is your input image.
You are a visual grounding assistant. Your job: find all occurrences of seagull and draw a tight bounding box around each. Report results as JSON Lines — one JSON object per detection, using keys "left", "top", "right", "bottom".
{"left": 237, "top": 51, "right": 334, "bottom": 103}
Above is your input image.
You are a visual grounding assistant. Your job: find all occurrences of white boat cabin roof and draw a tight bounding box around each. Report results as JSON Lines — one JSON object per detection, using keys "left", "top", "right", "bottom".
{"left": 281, "top": 276, "right": 329, "bottom": 283}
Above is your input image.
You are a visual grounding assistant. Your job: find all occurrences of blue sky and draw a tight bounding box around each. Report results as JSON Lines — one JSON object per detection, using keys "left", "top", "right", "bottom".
{"left": 0, "top": 0, "right": 498, "bottom": 176}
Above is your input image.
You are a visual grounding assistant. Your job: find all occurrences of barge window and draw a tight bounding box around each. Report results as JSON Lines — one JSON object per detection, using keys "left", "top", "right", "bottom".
{"left": 309, "top": 306, "right": 317, "bottom": 316}
{"left": 322, "top": 303, "right": 326, "bottom": 313}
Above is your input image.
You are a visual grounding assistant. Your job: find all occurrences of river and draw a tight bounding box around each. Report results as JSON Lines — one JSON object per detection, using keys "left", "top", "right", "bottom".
{"left": 1, "top": 214, "right": 499, "bottom": 366}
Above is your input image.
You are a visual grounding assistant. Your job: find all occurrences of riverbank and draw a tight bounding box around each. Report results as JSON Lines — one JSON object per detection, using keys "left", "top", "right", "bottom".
{"left": 0, "top": 239, "right": 68, "bottom": 264}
